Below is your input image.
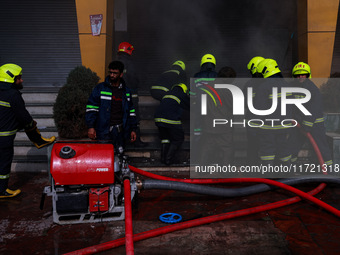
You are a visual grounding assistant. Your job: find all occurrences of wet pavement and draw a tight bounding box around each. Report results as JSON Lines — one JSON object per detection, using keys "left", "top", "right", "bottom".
{"left": 1, "top": 171, "right": 340, "bottom": 255}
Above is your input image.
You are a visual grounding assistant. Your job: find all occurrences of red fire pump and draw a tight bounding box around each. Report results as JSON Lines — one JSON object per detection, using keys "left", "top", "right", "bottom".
{"left": 41, "top": 141, "right": 137, "bottom": 225}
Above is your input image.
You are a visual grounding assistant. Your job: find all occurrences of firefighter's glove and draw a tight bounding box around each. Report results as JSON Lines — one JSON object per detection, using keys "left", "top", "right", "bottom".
{"left": 25, "top": 124, "right": 55, "bottom": 149}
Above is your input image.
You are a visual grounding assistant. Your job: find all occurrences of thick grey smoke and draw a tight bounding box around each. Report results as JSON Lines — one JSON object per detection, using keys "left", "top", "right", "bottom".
{"left": 127, "top": 0, "right": 297, "bottom": 91}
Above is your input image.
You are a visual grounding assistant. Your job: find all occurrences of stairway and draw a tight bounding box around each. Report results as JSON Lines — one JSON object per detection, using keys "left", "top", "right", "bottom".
{"left": 12, "top": 87, "right": 191, "bottom": 173}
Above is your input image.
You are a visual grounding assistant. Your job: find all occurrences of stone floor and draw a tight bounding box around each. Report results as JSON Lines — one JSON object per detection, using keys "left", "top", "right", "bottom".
{"left": 1, "top": 171, "right": 340, "bottom": 255}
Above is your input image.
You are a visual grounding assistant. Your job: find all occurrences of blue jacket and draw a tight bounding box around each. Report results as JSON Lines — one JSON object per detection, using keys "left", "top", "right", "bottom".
{"left": 85, "top": 76, "right": 137, "bottom": 139}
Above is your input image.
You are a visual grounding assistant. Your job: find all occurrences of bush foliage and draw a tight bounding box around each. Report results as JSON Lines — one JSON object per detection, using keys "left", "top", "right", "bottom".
{"left": 53, "top": 66, "right": 100, "bottom": 138}
{"left": 320, "top": 72, "right": 340, "bottom": 113}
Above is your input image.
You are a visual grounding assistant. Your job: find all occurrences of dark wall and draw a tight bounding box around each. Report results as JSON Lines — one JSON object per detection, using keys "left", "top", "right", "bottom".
{"left": 0, "top": 0, "right": 81, "bottom": 87}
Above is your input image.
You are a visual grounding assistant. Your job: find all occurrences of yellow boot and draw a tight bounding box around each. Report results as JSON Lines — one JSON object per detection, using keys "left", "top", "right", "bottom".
{"left": 0, "top": 188, "right": 21, "bottom": 198}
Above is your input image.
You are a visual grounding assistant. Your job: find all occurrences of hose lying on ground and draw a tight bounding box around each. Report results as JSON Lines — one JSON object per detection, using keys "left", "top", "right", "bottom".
{"left": 141, "top": 176, "right": 340, "bottom": 197}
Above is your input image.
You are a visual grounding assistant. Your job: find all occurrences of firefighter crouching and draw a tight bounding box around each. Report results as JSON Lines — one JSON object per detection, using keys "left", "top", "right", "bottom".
{"left": 289, "top": 62, "right": 333, "bottom": 167}
{"left": 154, "top": 83, "right": 190, "bottom": 165}
{"left": 0, "top": 64, "right": 55, "bottom": 198}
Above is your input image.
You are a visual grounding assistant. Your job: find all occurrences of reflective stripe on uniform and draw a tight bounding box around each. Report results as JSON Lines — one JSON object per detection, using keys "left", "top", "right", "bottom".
{"left": 279, "top": 155, "right": 292, "bottom": 162}
{"left": 302, "top": 120, "right": 313, "bottom": 127}
{"left": 130, "top": 109, "right": 136, "bottom": 116}
{"left": 0, "top": 100, "right": 11, "bottom": 107}
{"left": 0, "top": 174, "right": 10, "bottom": 180}
{"left": 100, "top": 91, "right": 112, "bottom": 101}
{"left": 151, "top": 86, "right": 169, "bottom": 92}
{"left": 325, "top": 160, "right": 333, "bottom": 166}
{"left": 315, "top": 117, "right": 324, "bottom": 123}
{"left": 163, "top": 70, "right": 180, "bottom": 75}
{"left": 161, "top": 139, "right": 170, "bottom": 144}
{"left": 162, "top": 95, "right": 181, "bottom": 104}
{"left": 86, "top": 105, "right": 99, "bottom": 112}
{"left": 0, "top": 129, "right": 17, "bottom": 136}
{"left": 155, "top": 118, "right": 181, "bottom": 125}
{"left": 260, "top": 155, "right": 275, "bottom": 161}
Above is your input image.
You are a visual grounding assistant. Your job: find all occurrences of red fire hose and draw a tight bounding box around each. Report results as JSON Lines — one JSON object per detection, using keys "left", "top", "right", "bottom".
{"left": 123, "top": 178, "right": 134, "bottom": 255}
{"left": 64, "top": 128, "right": 333, "bottom": 255}
{"left": 64, "top": 182, "right": 326, "bottom": 255}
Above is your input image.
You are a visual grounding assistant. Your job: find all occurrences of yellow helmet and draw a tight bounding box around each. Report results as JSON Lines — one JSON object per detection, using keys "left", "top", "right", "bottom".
{"left": 173, "top": 83, "right": 188, "bottom": 94}
{"left": 247, "top": 56, "right": 265, "bottom": 75}
{"left": 256, "top": 59, "right": 281, "bottom": 78}
{"left": 172, "top": 60, "right": 186, "bottom": 71}
{"left": 292, "top": 62, "right": 311, "bottom": 78}
{"left": 0, "top": 64, "right": 22, "bottom": 83}
{"left": 200, "top": 54, "right": 216, "bottom": 66}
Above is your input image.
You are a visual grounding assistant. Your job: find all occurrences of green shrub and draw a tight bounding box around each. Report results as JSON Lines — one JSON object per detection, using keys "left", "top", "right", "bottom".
{"left": 320, "top": 73, "right": 340, "bottom": 113}
{"left": 53, "top": 66, "right": 100, "bottom": 138}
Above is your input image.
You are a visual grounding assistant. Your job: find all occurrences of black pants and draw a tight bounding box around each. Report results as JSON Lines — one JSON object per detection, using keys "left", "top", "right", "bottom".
{"left": 0, "top": 139, "right": 14, "bottom": 193}
{"left": 157, "top": 126, "right": 184, "bottom": 147}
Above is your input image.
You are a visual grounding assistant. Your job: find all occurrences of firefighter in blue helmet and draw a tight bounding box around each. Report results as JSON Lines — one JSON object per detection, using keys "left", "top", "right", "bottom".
{"left": 151, "top": 60, "right": 187, "bottom": 101}
{"left": 154, "top": 83, "right": 190, "bottom": 165}
{"left": 85, "top": 60, "right": 137, "bottom": 153}
{"left": 0, "top": 64, "right": 55, "bottom": 198}
{"left": 289, "top": 62, "right": 333, "bottom": 167}
{"left": 253, "top": 58, "right": 294, "bottom": 166}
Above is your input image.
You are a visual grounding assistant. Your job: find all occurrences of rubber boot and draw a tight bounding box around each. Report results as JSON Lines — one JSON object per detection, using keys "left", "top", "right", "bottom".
{"left": 165, "top": 144, "right": 178, "bottom": 165}
{"left": 0, "top": 188, "right": 21, "bottom": 198}
{"left": 25, "top": 126, "right": 56, "bottom": 149}
{"left": 161, "top": 143, "right": 170, "bottom": 164}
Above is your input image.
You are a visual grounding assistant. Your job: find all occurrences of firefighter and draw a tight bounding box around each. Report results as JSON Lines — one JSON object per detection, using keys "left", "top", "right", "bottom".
{"left": 117, "top": 42, "right": 147, "bottom": 147}
{"left": 198, "top": 67, "right": 236, "bottom": 166}
{"left": 244, "top": 56, "right": 265, "bottom": 165}
{"left": 86, "top": 61, "right": 137, "bottom": 153}
{"left": 194, "top": 54, "right": 218, "bottom": 78}
{"left": 192, "top": 54, "right": 218, "bottom": 161}
{"left": 0, "top": 64, "right": 55, "bottom": 198}
{"left": 154, "top": 83, "right": 190, "bottom": 165}
{"left": 150, "top": 60, "right": 187, "bottom": 101}
{"left": 253, "top": 58, "right": 293, "bottom": 166}
{"left": 290, "top": 62, "right": 333, "bottom": 167}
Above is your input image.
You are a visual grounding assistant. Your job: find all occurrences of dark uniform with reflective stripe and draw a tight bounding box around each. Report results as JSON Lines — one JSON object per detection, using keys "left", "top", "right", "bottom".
{"left": 0, "top": 82, "right": 33, "bottom": 192}
{"left": 252, "top": 74, "right": 294, "bottom": 165}
{"left": 289, "top": 79, "right": 333, "bottom": 166}
{"left": 154, "top": 85, "right": 190, "bottom": 163}
{"left": 85, "top": 76, "right": 137, "bottom": 151}
{"left": 151, "top": 65, "right": 187, "bottom": 101}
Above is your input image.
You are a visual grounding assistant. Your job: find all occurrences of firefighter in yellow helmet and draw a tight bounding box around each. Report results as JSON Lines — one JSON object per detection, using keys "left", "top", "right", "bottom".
{"left": 247, "top": 56, "right": 265, "bottom": 77}
{"left": 243, "top": 56, "right": 265, "bottom": 165}
{"left": 194, "top": 54, "right": 218, "bottom": 78}
{"left": 154, "top": 83, "right": 190, "bottom": 165}
{"left": 289, "top": 62, "right": 333, "bottom": 167}
{"left": 0, "top": 64, "right": 55, "bottom": 198}
{"left": 150, "top": 60, "right": 187, "bottom": 101}
{"left": 252, "top": 59, "right": 293, "bottom": 167}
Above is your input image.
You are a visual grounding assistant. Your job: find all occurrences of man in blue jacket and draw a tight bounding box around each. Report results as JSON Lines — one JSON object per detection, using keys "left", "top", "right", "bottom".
{"left": 86, "top": 61, "right": 137, "bottom": 153}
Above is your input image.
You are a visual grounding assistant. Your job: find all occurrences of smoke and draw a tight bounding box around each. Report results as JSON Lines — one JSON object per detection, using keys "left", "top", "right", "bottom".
{"left": 127, "top": 0, "right": 297, "bottom": 90}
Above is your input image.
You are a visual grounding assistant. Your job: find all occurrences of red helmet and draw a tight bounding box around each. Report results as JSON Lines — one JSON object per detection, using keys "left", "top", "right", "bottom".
{"left": 118, "top": 42, "right": 134, "bottom": 55}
